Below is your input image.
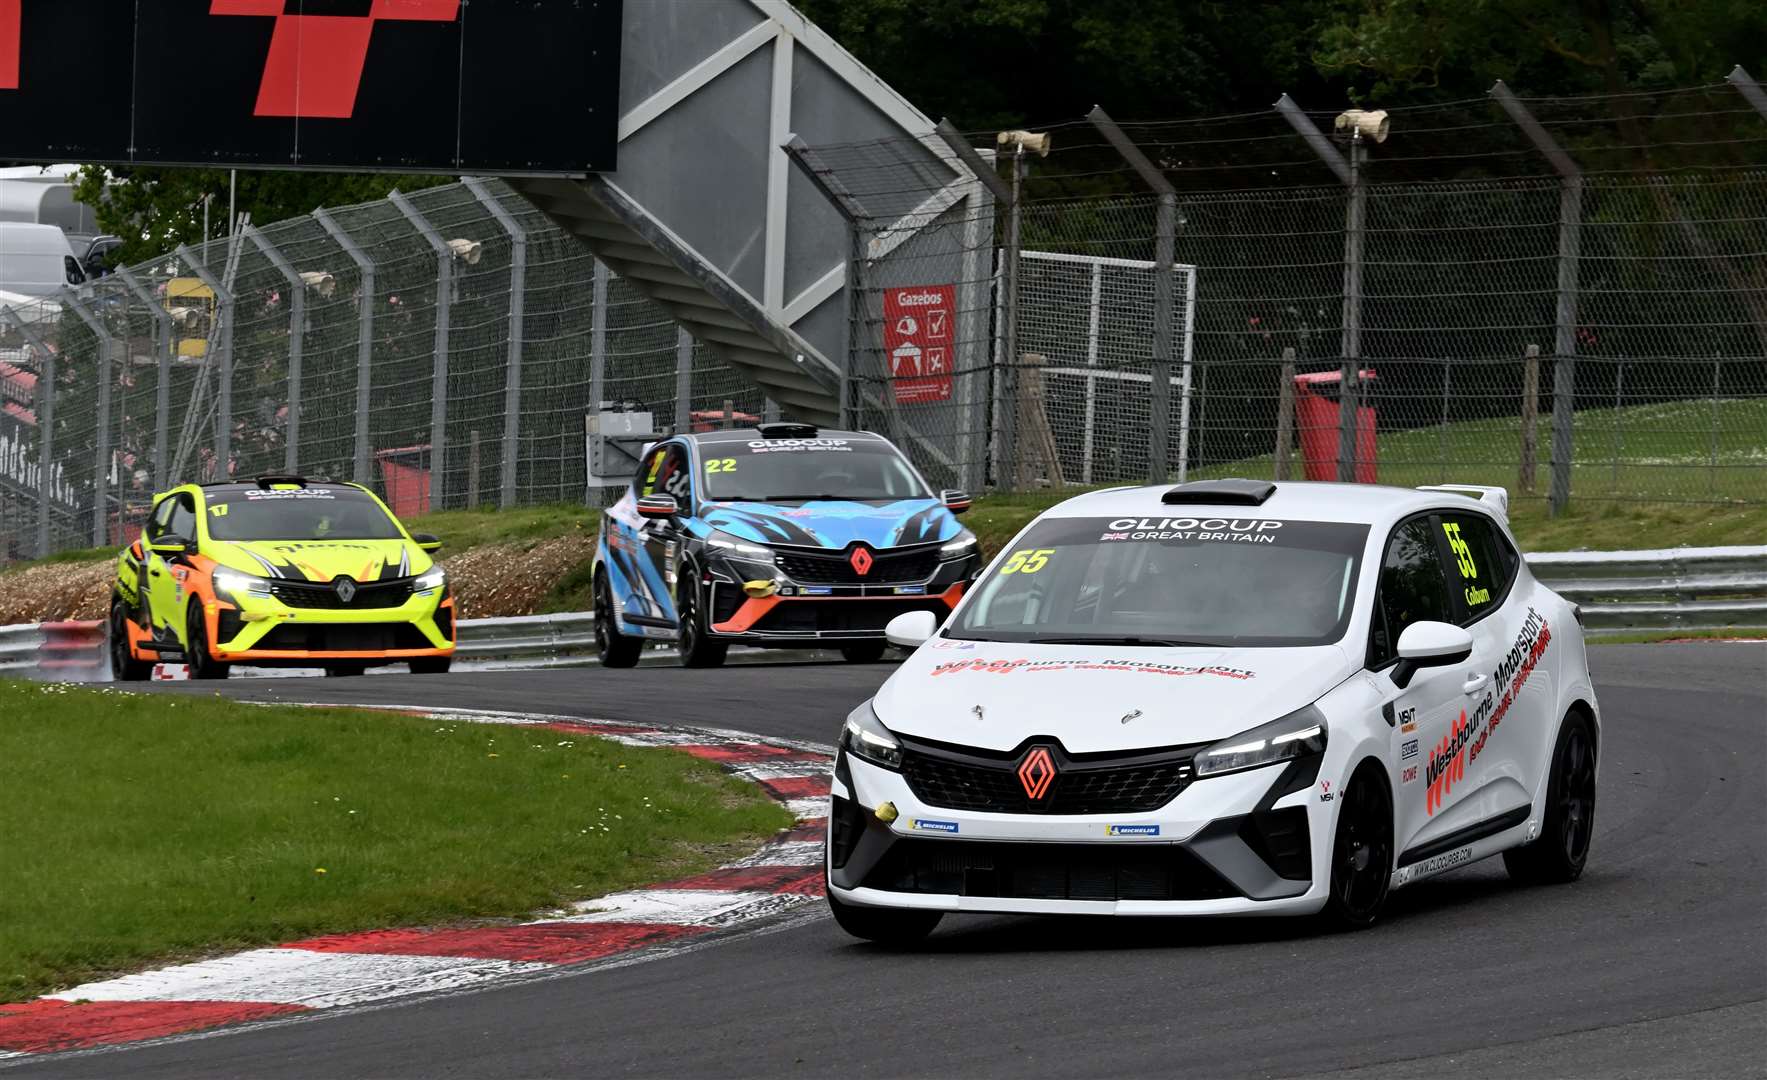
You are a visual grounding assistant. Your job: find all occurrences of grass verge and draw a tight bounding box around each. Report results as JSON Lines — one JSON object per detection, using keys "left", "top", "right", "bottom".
{"left": 0, "top": 681, "right": 792, "bottom": 1003}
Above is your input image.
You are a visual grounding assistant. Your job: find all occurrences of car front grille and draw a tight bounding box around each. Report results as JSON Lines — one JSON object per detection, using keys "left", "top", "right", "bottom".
{"left": 257, "top": 624, "right": 433, "bottom": 652}
{"left": 750, "top": 598, "right": 945, "bottom": 636}
{"left": 901, "top": 738, "right": 1199, "bottom": 815}
{"left": 863, "top": 838, "right": 1236, "bottom": 902}
{"left": 268, "top": 578, "right": 412, "bottom": 610}
{"left": 775, "top": 545, "right": 940, "bottom": 585}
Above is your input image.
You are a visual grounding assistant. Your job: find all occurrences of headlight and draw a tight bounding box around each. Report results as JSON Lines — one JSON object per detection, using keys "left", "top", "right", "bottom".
{"left": 939, "top": 531, "right": 978, "bottom": 559}
{"left": 707, "top": 530, "right": 775, "bottom": 563}
{"left": 213, "top": 568, "right": 271, "bottom": 601}
{"left": 414, "top": 567, "right": 446, "bottom": 592}
{"left": 841, "top": 701, "right": 902, "bottom": 770}
{"left": 1193, "top": 705, "right": 1327, "bottom": 778}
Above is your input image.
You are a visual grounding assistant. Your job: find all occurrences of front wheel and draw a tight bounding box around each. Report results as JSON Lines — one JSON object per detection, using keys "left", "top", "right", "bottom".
{"left": 408, "top": 656, "right": 452, "bottom": 675}
{"left": 839, "top": 641, "right": 888, "bottom": 664}
{"left": 676, "top": 577, "right": 728, "bottom": 669}
{"left": 1504, "top": 711, "right": 1596, "bottom": 885}
{"left": 109, "top": 600, "right": 153, "bottom": 682}
{"left": 594, "top": 568, "right": 642, "bottom": 669}
{"left": 1319, "top": 761, "right": 1393, "bottom": 930}
{"left": 827, "top": 890, "right": 942, "bottom": 946}
{"left": 185, "top": 604, "right": 230, "bottom": 681}
{"left": 324, "top": 663, "right": 367, "bottom": 678}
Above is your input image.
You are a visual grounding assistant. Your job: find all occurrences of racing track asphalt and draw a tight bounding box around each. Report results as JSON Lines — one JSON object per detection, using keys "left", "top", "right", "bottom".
{"left": 17, "top": 643, "right": 1766, "bottom": 1079}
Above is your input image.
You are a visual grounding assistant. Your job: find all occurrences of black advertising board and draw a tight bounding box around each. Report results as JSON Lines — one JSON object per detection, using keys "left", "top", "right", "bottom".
{"left": 0, "top": 0, "right": 620, "bottom": 175}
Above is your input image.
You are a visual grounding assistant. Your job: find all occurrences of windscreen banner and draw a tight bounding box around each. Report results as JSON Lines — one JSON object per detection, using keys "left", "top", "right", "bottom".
{"left": 0, "top": 0, "right": 619, "bottom": 175}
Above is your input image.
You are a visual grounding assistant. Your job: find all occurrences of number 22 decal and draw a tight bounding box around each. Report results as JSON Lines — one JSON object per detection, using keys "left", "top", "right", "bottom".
{"left": 1000, "top": 548, "right": 1054, "bottom": 574}
{"left": 705, "top": 458, "right": 738, "bottom": 474}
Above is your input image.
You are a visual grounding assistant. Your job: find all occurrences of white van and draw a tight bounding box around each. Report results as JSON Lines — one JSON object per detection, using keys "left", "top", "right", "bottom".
{"left": 0, "top": 222, "right": 82, "bottom": 297}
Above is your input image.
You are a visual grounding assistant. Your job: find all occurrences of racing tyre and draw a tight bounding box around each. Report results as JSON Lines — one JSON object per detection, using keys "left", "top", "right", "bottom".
{"left": 1320, "top": 761, "right": 1393, "bottom": 930}
{"left": 324, "top": 664, "right": 367, "bottom": 677}
{"left": 185, "top": 604, "right": 230, "bottom": 681}
{"left": 108, "top": 600, "right": 153, "bottom": 682}
{"left": 676, "top": 577, "right": 728, "bottom": 669}
{"left": 827, "top": 890, "right": 941, "bottom": 946}
{"left": 839, "top": 642, "right": 888, "bottom": 664}
{"left": 1504, "top": 710, "right": 1596, "bottom": 885}
{"left": 594, "top": 569, "right": 642, "bottom": 669}
{"left": 408, "top": 656, "right": 452, "bottom": 675}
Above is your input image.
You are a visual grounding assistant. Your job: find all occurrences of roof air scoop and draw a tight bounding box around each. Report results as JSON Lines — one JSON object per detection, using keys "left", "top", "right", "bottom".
{"left": 1160, "top": 479, "right": 1277, "bottom": 506}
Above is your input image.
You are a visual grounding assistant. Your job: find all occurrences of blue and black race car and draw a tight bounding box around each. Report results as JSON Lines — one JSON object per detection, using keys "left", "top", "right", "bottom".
{"left": 592, "top": 423, "right": 981, "bottom": 667}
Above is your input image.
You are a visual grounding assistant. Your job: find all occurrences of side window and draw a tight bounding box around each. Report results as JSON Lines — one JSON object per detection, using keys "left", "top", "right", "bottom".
{"left": 1368, "top": 516, "right": 1454, "bottom": 668}
{"left": 1439, "top": 513, "right": 1515, "bottom": 624}
{"left": 146, "top": 498, "right": 176, "bottom": 540}
{"left": 656, "top": 446, "right": 692, "bottom": 504}
{"left": 634, "top": 446, "right": 668, "bottom": 497}
{"left": 166, "top": 495, "right": 197, "bottom": 542}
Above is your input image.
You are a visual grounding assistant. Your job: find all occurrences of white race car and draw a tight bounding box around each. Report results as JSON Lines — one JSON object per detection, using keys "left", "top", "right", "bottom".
{"left": 826, "top": 479, "right": 1598, "bottom": 940}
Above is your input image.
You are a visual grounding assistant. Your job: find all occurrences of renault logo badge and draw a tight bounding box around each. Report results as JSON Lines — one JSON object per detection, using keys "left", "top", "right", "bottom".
{"left": 1017, "top": 746, "right": 1056, "bottom": 801}
{"left": 848, "top": 545, "right": 874, "bottom": 576}
{"left": 334, "top": 576, "right": 357, "bottom": 603}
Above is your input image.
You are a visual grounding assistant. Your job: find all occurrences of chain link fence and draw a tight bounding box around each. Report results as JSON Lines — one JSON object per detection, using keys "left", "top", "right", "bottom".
{"left": 0, "top": 179, "right": 766, "bottom": 563}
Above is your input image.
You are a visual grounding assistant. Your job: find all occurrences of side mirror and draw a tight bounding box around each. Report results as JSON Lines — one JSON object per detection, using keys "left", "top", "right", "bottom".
{"left": 636, "top": 494, "right": 679, "bottom": 520}
{"left": 410, "top": 532, "right": 443, "bottom": 553}
{"left": 1390, "top": 621, "right": 1474, "bottom": 689}
{"left": 149, "top": 535, "right": 195, "bottom": 556}
{"left": 941, "top": 488, "right": 972, "bottom": 515}
{"left": 885, "top": 610, "right": 938, "bottom": 649}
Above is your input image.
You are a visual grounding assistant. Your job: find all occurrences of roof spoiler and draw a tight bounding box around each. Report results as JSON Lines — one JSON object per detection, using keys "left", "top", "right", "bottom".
{"left": 1161, "top": 479, "right": 1277, "bottom": 506}
{"left": 754, "top": 422, "right": 819, "bottom": 439}
{"left": 1418, "top": 484, "right": 1509, "bottom": 518}
{"left": 253, "top": 474, "right": 330, "bottom": 489}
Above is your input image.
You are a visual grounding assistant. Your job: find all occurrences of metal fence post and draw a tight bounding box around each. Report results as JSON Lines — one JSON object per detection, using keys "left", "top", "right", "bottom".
{"left": 1520, "top": 344, "right": 1540, "bottom": 493}
{"left": 313, "top": 209, "right": 375, "bottom": 485}
{"left": 1276, "top": 94, "right": 1365, "bottom": 484}
{"left": 175, "top": 243, "right": 236, "bottom": 477}
{"left": 62, "top": 290, "right": 115, "bottom": 546}
{"left": 957, "top": 174, "right": 993, "bottom": 491}
{"left": 674, "top": 329, "right": 693, "bottom": 432}
{"left": 389, "top": 191, "right": 454, "bottom": 511}
{"left": 246, "top": 227, "right": 305, "bottom": 473}
{"left": 587, "top": 258, "right": 609, "bottom": 505}
{"left": 1089, "top": 106, "right": 1180, "bottom": 484}
{"left": 1275, "top": 347, "right": 1297, "bottom": 480}
{"left": 1492, "top": 81, "right": 1582, "bottom": 515}
{"left": 1729, "top": 66, "right": 1767, "bottom": 120}
{"left": 3, "top": 306, "right": 56, "bottom": 556}
{"left": 463, "top": 177, "right": 527, "bottom": 510}
{"left": 114, "top": 268, "right": 173, "bottom": 491}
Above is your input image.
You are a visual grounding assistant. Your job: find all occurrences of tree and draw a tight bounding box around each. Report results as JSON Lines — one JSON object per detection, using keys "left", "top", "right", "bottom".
{"left": 71, "top": 167, "right": 452, "bottom": 268}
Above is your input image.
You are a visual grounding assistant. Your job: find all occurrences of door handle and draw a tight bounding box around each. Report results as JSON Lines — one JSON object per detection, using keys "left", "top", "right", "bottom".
{"left": 149, "top": 569, "right": 162, "bottom": 578}
{"left": 1462, "top": 672, "right": 1489, "bottom": 695}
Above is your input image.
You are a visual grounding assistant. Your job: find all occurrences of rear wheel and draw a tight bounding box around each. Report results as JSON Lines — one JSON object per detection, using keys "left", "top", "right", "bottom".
{"left": 1504, "top": 711, "right": 1597, "bottom": 885}
{"left": 408, "top": 656, "right": 452, "bottom": 675}
{"left": 839, "top": 641, "right": 888, "bottom": 664}
{"left": 185, "top": 604, "right": 230, "bottom": 681}
{"left": 1320, "top": 761, "right": 1393, "bottom": 929}
{"left": 108, "top": 600, "right": 153, "bottom": 682}
{"left": 827, "top": 890, "right": 942, "bottom": 946}
{"left": 594, "top": 568, "right": 642, "bottom": 669}
{"left": 676, "top": 577, "right": 728, "bottom": 669}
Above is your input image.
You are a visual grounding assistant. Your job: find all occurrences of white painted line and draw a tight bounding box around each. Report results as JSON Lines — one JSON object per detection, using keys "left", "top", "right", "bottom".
{"left": 561, "top": 889, "right": 797, "bottom": 927}
{"left": 728, "top": 839, "right": 824, "bottom": 868}
{"left": 729, "top": 761, "right": 833, "bottom": 781}
{"left": 44, "top": 949, "right": 548, "bottom": 1009}
{"left": 785, "top": 796, "right": 830, "bottom": 819}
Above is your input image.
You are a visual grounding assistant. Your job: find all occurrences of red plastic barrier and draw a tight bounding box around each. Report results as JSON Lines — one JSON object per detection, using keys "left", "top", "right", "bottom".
{"left": 38, "top": 620, "right": 105, "bottom": 674}
{"left": 1293, "top": 368, "right": 1378, "bottom": 483}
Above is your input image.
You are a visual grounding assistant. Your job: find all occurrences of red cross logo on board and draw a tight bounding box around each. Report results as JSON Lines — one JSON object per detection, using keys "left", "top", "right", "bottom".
{"left": 848, "top": 545, "right": 874, "bottom": 577}
{"left": 211, "top": 0, "right": 460, "bottom": 119}
{"left": 0, "top": 0, "right": 20, "bottom": 91}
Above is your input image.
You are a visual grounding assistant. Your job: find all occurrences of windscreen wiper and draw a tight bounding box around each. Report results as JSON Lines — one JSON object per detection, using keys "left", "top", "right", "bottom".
{"left": 1028, "top": 636, "right": 1216, "bottom": 647}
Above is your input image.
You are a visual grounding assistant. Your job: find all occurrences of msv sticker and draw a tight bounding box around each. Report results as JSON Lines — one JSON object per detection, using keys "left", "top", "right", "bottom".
{"left": 1106, "top": 824, "right": 1160, "bottom": 837}
{"left": 909, "top": 818, "right": 960, "bottom": 834}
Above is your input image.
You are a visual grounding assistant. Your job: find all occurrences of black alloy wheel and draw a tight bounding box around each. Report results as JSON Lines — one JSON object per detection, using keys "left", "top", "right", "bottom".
{"left": 676, "top": 575, "right": 728, "bottom": 668}
{"left": 1322, "top": 762, "right": 1393, "bottom": 929}
{"left": 185, "top": 604, "right": 230, "bottom": 680}
{"left": 324, "top": 663, "right": 367, "bottom": 677}
{"left": 594, "top": 569, "right": 642, "bottom": 669}
{"left": 1505, "top": 711, "right": 1597, "bottom": 885}
{"left": 409, "top": 656, "right": 452, "bottom": 675}
{"left": 109, "top": 600, "right": 153, "bottom": 681}
{"left": 839, "top": 641, "right": 889, "bottom": 664}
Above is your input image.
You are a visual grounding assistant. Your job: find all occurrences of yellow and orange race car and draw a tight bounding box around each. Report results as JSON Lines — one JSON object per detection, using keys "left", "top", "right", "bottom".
{"left": 108, "top": 476, "right": 455, "bottom": 680}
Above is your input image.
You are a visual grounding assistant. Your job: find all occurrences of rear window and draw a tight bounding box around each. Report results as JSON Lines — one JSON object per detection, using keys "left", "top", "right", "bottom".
{"left": 204, "top": 487, "right": 403, "bottom": 542}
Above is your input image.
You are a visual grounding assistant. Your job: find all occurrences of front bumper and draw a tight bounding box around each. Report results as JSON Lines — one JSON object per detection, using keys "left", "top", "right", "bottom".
{"left": 705, "top": 548, "right": 977, "bottom": 643}
{"left": 826, "top": 749, "right": 1333, "bottom": 917}
{"left": 204, "top": 589, "right": 456, "bottom": 666}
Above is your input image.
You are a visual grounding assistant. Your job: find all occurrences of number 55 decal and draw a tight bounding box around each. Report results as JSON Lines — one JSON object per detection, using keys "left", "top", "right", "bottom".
{"left": 1000, "top": 548, "right": 1054, "bottom": 574}
{"left": 1442, "top": 522, "right": 1477, "bottom": 579}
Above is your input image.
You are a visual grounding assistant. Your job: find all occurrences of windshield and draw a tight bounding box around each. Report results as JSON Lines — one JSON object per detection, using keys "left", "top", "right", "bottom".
{"left": 699, "top": 437, "right": 931, "bottom": 502}
{"left": 205, "top": 487, "right": 405, "bottom": 542}
{"left": 950, "top": 515, "right": 1369, "bottom": 647}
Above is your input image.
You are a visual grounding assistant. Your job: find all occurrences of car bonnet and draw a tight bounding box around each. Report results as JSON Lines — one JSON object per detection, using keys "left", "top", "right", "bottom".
{"left": 206, "top": 539, "right": 430, "bottom": 583}
{"left": 698, "top": 498, "right": 960, "bottom": 550}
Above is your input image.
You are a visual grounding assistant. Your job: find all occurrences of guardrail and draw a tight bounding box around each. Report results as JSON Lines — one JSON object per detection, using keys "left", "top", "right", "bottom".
{"left": 1, "top": 548, "right": 1760, "bottom": 678}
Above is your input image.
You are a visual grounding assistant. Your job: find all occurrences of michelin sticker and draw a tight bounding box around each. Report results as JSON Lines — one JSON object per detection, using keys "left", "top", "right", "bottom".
{"left": 909, "top": 818, "right": 960, "bottom": 834}
{"left": 1106, "top": 824, "right": 1160, "bottom": 837}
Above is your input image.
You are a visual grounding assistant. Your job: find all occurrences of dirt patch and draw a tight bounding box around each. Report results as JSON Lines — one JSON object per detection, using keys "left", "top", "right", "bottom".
{"left": 0, "top": 536, "right": 596, "bottom": 626}
{"left": 0, "top": 561, "right": 113, "bottom": 625}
